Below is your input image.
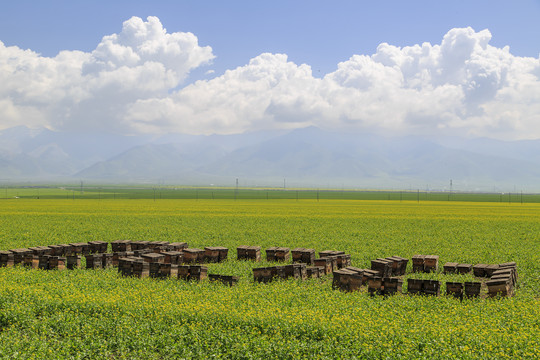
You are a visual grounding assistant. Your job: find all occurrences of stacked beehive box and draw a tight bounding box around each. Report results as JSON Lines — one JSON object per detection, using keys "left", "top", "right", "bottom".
{"left": 182, "top": 248, "right": 205, "bottom": 264}
{"left": 407, "top": 279, "right": 440, "bottom": 296}
{"left": 88, "top": 241, "right": 108, "bottom": 254}
{"left": 412, "top": 255, "right": 439, "bottom": 273}
{"left": 266, "top": 247, "right": 290, "bottom": 262}
{"left": 313, "top": 257, "right": 333, "bottom": 275}
{"left": 333, "top": 268, "right": 363, "bottom": 292}
{"left": 486, "top": 262, "right": 517, "bottom": 297}
{"left": 291, "top": 248, "right": 316, "bottom": 265}
{"left": 385, "top": 256, "right": 408, "bottom": 275}
{"left": 446, "top": 282, "right": 463, "bottom": 299}
{"left": 237, "top": 245, "right": 261, "bottom": 261}
{"left": 370, "top": 258, "right": 392, "bottom": 277}
{"left": 204, "top": 247, "right": 228, "bottom": 263}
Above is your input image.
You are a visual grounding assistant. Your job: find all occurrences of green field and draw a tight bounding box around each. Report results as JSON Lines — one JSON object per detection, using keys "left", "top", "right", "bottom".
{"left": 1, "top": 198, "right": 539, "bottom": 359}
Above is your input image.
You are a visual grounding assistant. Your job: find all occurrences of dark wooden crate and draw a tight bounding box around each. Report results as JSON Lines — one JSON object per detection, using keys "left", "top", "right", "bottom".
{"left": 169, "top": 242, "right": 189, "bottom": 251}
{"left": 383, "top": 277, "right": 403, "bottom": 295}
{"left": 464, "top": 281, "right": 482, "bottom": 297}
{"left": 443, "top": 262, "right": 459, "bottom": 274}
{"left": 141, "top": 253, "right": 166, "bottom": 264}
{"left": 132, "top": 260, "right": 149, "bottom": 278}
{"left": 188, "top": 265, "right": 208, "bottom": 281}
{"left": 204, "top": 247, "right": 221, "bottom": 263}
{"left": 484, "top": 264, "right": 500, "bottom": 277}
{"left": 111, "top": 240, "right": 132, "bottom": 252}
{"left": 368, "top": 276, "right": 384, "bottom": 296}
{"left": 161, "top": 251, "right": 183, "bottom": 265}
{"left": 423, "top": 280, "right": 440, "bottom": 296}
{"left": 371, "top": 259, "right": 392, "bottom": 277}
{"left": 85, "top": 254, "right": 103, "bottom": 269}
{"left": 407, "top": 278, "right": 424, "bottom": 295}
{"left": 23, "top": 254, "right": 40, "bottom": 269}
{"left": 67, "top": 255, "right": 81, "bottom": 269}
{"left": 177, "top": 265, "right": 190, "bottom": 280}
{"left": 89, "top": 241, "right": 108, "bottom": 254}
{"left": 446, "top": 281, "right": 463, "bottom": 298}
{"left": 246, "top": 246, "right": 261, "bottom": 262}
{"left": 314, "top": 258, "right": 332, "bottom": 275}
{"left": 336, "top": 254, "right": 351, "bottom": 269}
{"left": 457, "top": 263, "right": 472, "bottom": 274}
{"left": 473, "top": 263, "right": 488, "bottom": 277}
{"left": 412, "top": 255, "right": 426, "bottom": 273}
{"left": 182, "top": 248, "right": 204, "bottom": 264}
{"left": 0, "top": 251, "right": 14, "bottom": 267}
{"left": 424, "top": 255, "right": 439, "bottom": 273}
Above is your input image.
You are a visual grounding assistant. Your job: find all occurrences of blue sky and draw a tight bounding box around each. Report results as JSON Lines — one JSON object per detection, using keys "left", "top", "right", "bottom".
{"left": 0, "top": 1, "right": 539, "bottom": 138}
{"left": 2, "top": 1, "right": 538, "bottom": 79}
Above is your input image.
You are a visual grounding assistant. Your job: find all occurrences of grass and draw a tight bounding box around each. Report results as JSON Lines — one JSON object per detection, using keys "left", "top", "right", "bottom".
{"left": 0, "top": 198, "right": 539, "bottom": 358}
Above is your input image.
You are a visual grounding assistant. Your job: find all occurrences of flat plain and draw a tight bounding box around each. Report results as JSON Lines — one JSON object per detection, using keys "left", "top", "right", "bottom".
{"left": 1, "top": 196, "right": 539, "bottom": 359}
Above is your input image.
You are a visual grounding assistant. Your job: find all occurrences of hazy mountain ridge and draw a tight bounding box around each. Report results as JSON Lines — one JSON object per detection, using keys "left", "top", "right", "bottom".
{"left": 1, "top": 125, "right": 540, "bottom": 191}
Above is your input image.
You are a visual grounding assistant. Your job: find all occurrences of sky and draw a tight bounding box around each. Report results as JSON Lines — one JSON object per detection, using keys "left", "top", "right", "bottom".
{"left": 0, "top": 0, "right": 539, "bottom": 139}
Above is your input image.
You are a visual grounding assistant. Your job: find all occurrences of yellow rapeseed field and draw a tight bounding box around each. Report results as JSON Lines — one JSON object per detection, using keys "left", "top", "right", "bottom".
{"left": 1, "top": 199, "right": 539, "bottom": 359}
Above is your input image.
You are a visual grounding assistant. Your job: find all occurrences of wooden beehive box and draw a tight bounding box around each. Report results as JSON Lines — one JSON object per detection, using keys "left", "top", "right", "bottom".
{"left": 246, "top": 246, "right": 261, "bottom": 262}
{"left": 58, "top": 244, "right": 72, "bottom": 256}
{"left": 28, "top": 246, "right": 52, "bottom": 256}
{"left": 85, "top": 254, "right": 103, "bottom": 269}
{"left": 132, "top": 260, "right": 149, "bottom": 278}
{"left": 177, "top": 265, "right": 190, "bottom": 280}
{"left": 324, "top": 255, "right": 339, "bottom": 272}
{"left": 47, "top": 245, "right": 64, "bottom": 256}
{"left": 158, "top": 263, "right": 178, "bottom": 278}
{"left": 38, "top": 255, "right": 50, "bottom": 270}
{"left": 473, "top": 263, "right": 488, "bottom": 277}
{"left": 161, "top": 251, "right": 183, "bottom": 265}
{"left": 214, "top": 247, "right": 228, "bottom": 262}
{"left": 464, "top": 281, "right": 482, "bottom": 297}
{"left": 314, "top": 258, "right": 333, "bottom": 275}
{"left": 111, "top": 240, "right": 132, "bottom": 252}
{"left": 10, "top": 248, "right": 32, "bottom": 264}
{"left": 68, "top": 243, "right": 89, "bottom": 255}
{"left": 141, "top": 252, "right": 165, "bottom": 264}
{"left": 336, "top": 254, "right": 351, "bottom": 269}
{"left": 48, "top": 256, "right": 66, "bottom": 270}
{"left": 89, "top": 241, "right": 108, "bottom": 254}
{"left": 443, "top": 262, "right": 459, "bottom": 274}
{"left": 383, "top": 277, "right": 403, "bottom": 295}
{"left": 487, "top": 278, "right": 512, "bottom": 297}
{"left": 424, "top": 255, "right": 439, "bottom": 273}
{"left": 204, "top": 247, "right": 221, "bottom": 263}
{"left": 411, "top": 255, "right": 426, "bottom": 272}
{"left": 360, "top": 269, "right": 380, "bottom": 285}
{"left": 423, "top": 280, "right": 440, "bottom": 296}
{"left": 484, "top": 264, "right": 500, "bottom": 277}
{"left": 407, "top": 278, "right": 424, "bottom": 295}
{"left": 67, "top": 255, "right": 81, "bottom": 269}
{"left": 237, "top": 245, "right": 249, "bottom": 260}
{"left": 189, "top": 265, "right": 208, "bottom": 281}
{"left": 332, "top": 268, "right": 356, "bottom": 291}
{"left": 301, "top": 249, "right": 316, "bottom": 265}
{"left": 23, "top": 254, "right": 39, "bottom": 269}
{"left": 306, "top": 266, "right": 321, "bottom": 278}
{"left": 371, "top": 259, "right": 391, "bottom": 277}
{"left": 446, "top": 281, "right": 463, "bottom": 298}
{"left": 149, "top": 262, "right": 161, "bottom": 278}
{"left": 182, "top": 248, "right": 204, "bottom": 264}
{"left": 284, "top": 264, "right": 307, "bottom": 280}
{"left": 169, "top": 242, "right": 188, "bottom": 251}
{"left": 102, "top": 253, "right": 113, "bottom": 268}
{"left": 456, "top": 263, "right": 472, "bottom": 274}
{"left": 274, "top": 247, "right": 290, "bottom": 262}
{"left": 492, "top": 269, "right": 516, "bottom": 286}
{"left": 368, "top": 276, "right": 384, "bottom": 296}
{"left": 291, "top": 248, "right": 305, "bottom": 263}
{"left": 0, "top": 251, "right": 14, "bottom": 267}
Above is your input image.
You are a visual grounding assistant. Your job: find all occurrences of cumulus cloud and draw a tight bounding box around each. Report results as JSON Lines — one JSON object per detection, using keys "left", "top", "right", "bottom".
{"left": 0, "top": 16, "right": 214, "bottom": 133}
{"left": 0, "top": 20, "right": 539, "bottom": 139}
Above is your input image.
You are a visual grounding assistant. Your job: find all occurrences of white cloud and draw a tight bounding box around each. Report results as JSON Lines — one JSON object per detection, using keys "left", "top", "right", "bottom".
{"left": 1, "top": 20, "right": 539, "bottom": 139}
{"left": 0, "top": 16, "right": 214, "bottom": 133}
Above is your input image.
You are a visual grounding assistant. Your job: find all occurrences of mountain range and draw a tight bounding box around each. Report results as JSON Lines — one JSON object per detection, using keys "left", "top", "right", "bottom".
{"left": 1, "top": 125, "right": 540, "bottom": 192}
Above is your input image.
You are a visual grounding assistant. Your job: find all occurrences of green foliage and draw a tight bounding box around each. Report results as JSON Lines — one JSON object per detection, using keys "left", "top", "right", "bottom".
{"left": 0, "top": 199, "right": 539, "bottom": 359}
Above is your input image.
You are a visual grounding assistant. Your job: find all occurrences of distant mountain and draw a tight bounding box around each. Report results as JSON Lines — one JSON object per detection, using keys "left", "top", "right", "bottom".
{"left": 2, "top": 125, "right": 540, "bottom": 191}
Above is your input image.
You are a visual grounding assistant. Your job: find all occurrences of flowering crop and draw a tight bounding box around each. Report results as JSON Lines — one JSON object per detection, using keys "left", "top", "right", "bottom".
{"left": 0, "top": 199, "right": 539, "bottom": 358}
